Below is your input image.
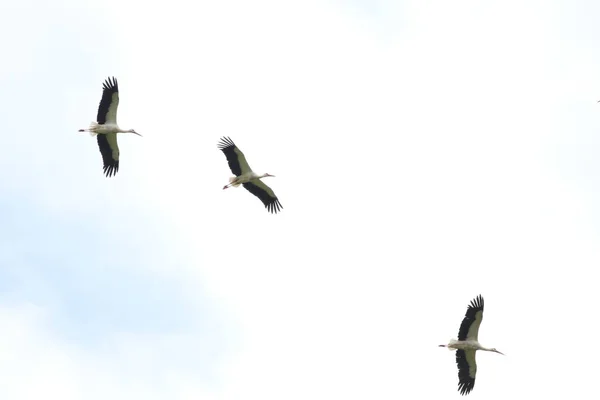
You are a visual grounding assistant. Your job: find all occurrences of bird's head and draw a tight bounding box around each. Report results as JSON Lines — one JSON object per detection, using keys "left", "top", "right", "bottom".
{"left": 262, "top": 173, "right": 275, "bottom": 178}
{"left": 491, "top": 348, "right": 504, "bottom": 355}
{"left": 128, "top": 129, "right": 142, "bottom": 136}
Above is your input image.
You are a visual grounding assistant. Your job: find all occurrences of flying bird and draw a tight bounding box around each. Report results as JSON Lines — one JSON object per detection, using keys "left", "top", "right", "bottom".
{"left": 439, "top": 295, "right": 504, "bottom": 396}
{"left": 218, "top": 136, "right": 282, "bottom": 214}
{"left": 79, "top": 77, "right": 141, "bottom": 177}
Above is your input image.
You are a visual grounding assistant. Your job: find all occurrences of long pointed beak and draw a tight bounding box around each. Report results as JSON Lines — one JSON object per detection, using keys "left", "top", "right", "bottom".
{"left": 133, "top": 132, "right": 142, "bottom": 137}
{"left": 496, "top": 350, "right": 505, "bottom": 355}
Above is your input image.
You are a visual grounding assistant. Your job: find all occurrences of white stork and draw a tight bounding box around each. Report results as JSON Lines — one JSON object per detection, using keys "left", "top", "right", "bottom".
{"left": 79, "top": 77, "right": 141, "bottom": 177}
{"left": 439, "top": 295, "right": 504, "bottom": 396}
{"left": 218, "top": 137, "right": 282, "bottom": 214}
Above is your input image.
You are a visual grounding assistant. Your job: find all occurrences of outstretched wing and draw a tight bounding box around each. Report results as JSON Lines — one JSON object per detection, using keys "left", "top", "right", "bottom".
{"left": 218, "top": 136, "right": 252, "bottom": 176}
{"left": 242, "top": 180, "right": 283, "bottom": 214}
{"left": 457, "top": 295, "right": 484, "bottom": 341}
{"left": 456, "top": 349, "right": 477, "bottom": 395}
{"left": 97, "top": 133, "right": 119, "bottom": 177}
{"left": 97, "top": 77, "right": 119, "bottom": 125}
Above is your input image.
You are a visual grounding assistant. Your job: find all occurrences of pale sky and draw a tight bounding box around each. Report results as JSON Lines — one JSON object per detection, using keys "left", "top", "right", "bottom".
{"left": 1, "top": 0, "right": 600, "bottom": 399}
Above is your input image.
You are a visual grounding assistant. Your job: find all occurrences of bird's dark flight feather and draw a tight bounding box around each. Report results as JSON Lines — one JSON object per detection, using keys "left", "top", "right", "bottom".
{"left": 217, "top": 136, "right": 243, "bottom": 176}
{"left": 97, "top": 77, "right": 118, "bottom": 124}
{"left": 457, "top": 295, "right": 484, "bottom": 341}
{"left": 456, "top": 350, "right": 476, "bottom": 395}
{"left": 242, "top": 182, "right": 283, "bottom": 214}
{"left": 97, "top": 134, "right": 119, "bottom": 177}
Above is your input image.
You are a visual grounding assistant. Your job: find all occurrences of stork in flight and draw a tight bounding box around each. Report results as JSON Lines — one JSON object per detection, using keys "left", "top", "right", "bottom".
{"left": 79, "top": 77, "right": 141, "bottom": 177}
{"left": 439, "top": 295, "right": 504, "bottom": 396}
{"left": 218, "top": 137, "right": 283, "bottom": 214}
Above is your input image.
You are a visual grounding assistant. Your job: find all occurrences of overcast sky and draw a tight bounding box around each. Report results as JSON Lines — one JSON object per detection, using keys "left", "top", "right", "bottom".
{"left": 1, "top": 0, "right": 600, "bottom": 398}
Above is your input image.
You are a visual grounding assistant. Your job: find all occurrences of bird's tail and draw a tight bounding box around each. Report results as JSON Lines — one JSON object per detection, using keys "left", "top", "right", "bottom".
{"left": 445, "top": 339, "right": 459, "bottom": 350}
{"left": 84, "top": 121, "right": 99, "bottom": 136}
{"left": 229, "top": 176, "right": 241, "bottom": 187}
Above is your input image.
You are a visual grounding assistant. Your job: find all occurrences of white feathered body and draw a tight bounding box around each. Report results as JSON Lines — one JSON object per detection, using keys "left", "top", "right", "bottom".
{"left": 229, "top": 172, "right": 264, "bottom": 187}
{"left": 445, "top": 339, "right": 484, "bottom": 351}
{"left": 84, "top": 121, "right": 123, "bottom": 136}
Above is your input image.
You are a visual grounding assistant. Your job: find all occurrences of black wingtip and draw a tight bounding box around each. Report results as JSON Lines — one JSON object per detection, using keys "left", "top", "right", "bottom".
{"left": 217, "top": 136, "right": 236, "bottom": 150}
{"left": 103, "top": 162, "right": 119, "bottom": 177}
{"left": 266, "top": 199, "right": 283, "bottom": 214}
{"left": 469, "top": 295, "right": 484, "bottom": 310}
{"left": 102, "top": 76, "right": 118, "bottom": 91}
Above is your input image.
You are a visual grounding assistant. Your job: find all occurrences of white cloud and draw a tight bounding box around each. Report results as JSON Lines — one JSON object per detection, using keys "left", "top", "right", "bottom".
{"left": 0, "top": 304, "right": 226, "bottom": 399}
